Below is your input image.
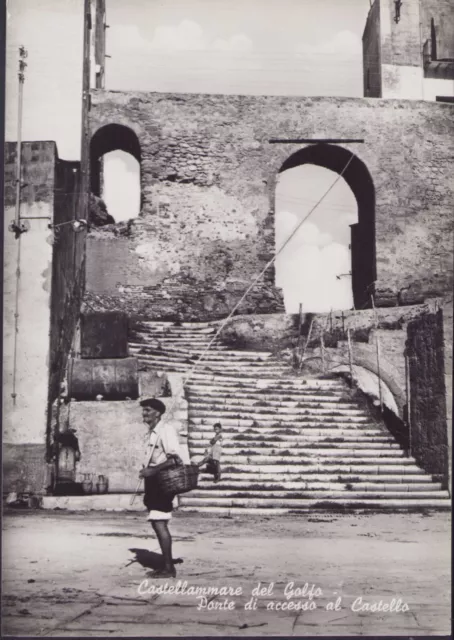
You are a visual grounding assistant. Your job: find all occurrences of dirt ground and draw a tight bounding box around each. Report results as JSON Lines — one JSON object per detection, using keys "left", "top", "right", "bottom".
{"left": 1, "top": 508, "right": 451, "bottom": 637}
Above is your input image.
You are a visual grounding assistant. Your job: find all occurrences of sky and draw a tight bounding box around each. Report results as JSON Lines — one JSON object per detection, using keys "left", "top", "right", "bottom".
{"left": 5, "top": 0, "right": 371, "bottom": 312}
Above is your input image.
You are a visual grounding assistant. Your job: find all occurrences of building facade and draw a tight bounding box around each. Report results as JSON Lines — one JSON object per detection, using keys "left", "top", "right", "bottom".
{"left": 363, "top": 0, "right": 454, "bottom": 100}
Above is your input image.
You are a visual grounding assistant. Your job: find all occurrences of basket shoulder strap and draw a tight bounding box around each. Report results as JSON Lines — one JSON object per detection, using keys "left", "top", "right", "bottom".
{"left": 145, "top": 428, "right": 162, "bottom": 466}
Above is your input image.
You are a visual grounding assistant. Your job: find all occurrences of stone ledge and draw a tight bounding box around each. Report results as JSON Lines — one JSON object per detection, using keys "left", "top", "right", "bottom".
{"left": 42, "top": 494, "right": 146, "bottom": 511}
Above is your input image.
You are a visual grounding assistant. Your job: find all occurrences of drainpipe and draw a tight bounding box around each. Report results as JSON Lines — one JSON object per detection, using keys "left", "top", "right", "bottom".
{"left": 9, "top": 47, "right": 30, "bottom": 405}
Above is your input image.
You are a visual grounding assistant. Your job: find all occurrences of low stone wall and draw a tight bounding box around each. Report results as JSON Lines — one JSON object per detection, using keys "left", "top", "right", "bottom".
{"left": 406, "top": 304, "right": 451, "bottom": 483}
{"left": 2, "top": 444, "right": 47, "bottom": 495}
{"left": 442, "top": 302, "right": 452, "bottom": 491}
{"left": 85, "top": 279, "right": 284, "bottom": 321}
{"left": 69, "top": 373, "right": 190, "bottom": 493}
{"left": 220, "top": 304, "right": 428, "bottom": 351}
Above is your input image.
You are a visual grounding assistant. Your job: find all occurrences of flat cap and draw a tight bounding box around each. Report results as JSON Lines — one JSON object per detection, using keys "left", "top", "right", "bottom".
{"left": 139, "top": 398, "right": 166, "bottom": 414}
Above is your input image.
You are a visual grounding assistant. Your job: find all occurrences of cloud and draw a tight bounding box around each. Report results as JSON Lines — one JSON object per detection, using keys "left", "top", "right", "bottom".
{"left": 111, "top": 21, "right": 253, "bottom": 54}
{"left": 108, "top": 24, "right": 152, "bottom": 51}
{"left": 276, "top": 216, "right": 333, "bottom": 252}
{"left": 295, "top": 30, "right": 362, "bottom": 58}
{"left": 275, "top": 212, "right": 353, "bottom": 312}
{"left": 103, "top": 153, "right": 140, "bottom": 222}
{"left": 213, "top": 34, "right": 253, "bottom": 53}
{"left": 149, "top": 20, "right": 205, "bottom": 51}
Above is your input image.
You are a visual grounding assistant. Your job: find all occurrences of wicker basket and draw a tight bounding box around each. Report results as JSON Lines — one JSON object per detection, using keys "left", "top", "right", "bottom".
{"left": 156, "top": 462, "right": 199, "bottom": 497}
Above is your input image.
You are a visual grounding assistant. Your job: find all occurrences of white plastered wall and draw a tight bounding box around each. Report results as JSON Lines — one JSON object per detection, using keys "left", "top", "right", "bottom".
{"left": 3, "top": 205, "right": 54, "bottom": 445}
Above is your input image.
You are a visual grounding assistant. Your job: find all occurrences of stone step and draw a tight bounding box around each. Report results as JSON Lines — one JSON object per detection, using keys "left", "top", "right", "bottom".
{"left": 130, "top": 342, "right": 273, "bottom": 359}
{"left": 130, "top": 344, "right": 275, "bottom": 361}
{"left": 132, "top": 339, "right": 220, "bottom": 349}
{"left": 196, "top": 479, "right": 440, "bottom": 491}
{"left": 134, "top": 342, "right": 230, "bottom": 353}
{"left": 189, "top": 441, "right": 401, "bottom": 451}
{"left": 219, "top": 463, "right": 422, "bottom": 474}
{"left": 133, "top": 322, "right": 217, "bottom": 330}
{"left": 189, "top": 424, "right": 389, "bottom": 435}
{"left": 136, "top": 363, "right": 289, "bottom": 378}
{"left": 189, "top": 431, "right": 396, "bottom": 443}
{"left": 136, "top": 332, "right": 218, "bottom": 339}
{"left": 133, "top": 339, "right": 219, "bottom": 349}
{"left": 134, "top": 330, "right": 217, "bottom": 338}
{"left": 134, "top": 357, "right": 288, "bottom": 375}
{"left": 137, "top": 322, "right": 218, "bottom": 333}
{"left": 133, "top": 353, "right": 286, "bottom": 370}
{"left": 189, "top": 411, "right": 370, "bottom": 422}
{"left": 189, "top": 417, "right": 382, "bottom": 429}
{"left": 134, "top": 322, "right": 217, "bottom": 331}
{"left": 195, "top": 471, "right": 433, "bottom": 483}
{"left": 186, "top": 378, "right": 348, "bottom": 389}
{"left": 187, "top": 489, "right": 448, "bottom": 500}
{"left": 178, "top": 500, "right": 451, "bottom": 513}
{"left": 186, "top": 386, "right": 349, "bottom": 398}
{"left": 194, "top": 452, "right": 410, "bottom": 465}
{"left": 189, "top": 402, "right": 366, "bottom": 416}
{"left": 132, "top": 348, "right": 282, "bottom": 363}
{"left": 179, "top": 497, "right": 451, "bottom": 509}
{"left": 186, "top": 377, "right": 347, "bottom": 388}
{"left": 187, "top": 392, "right": 353, "bottom": 405}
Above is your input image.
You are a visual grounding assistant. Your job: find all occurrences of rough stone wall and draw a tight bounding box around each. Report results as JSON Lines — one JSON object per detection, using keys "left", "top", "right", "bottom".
{"left": 87, "top": 91, "right": 454, "bottom": 319}
{"left": 2, "top": 444, "right": 48, "bottom": 495}
{"left": 380, "top": 0, "right": 426, "bottom": 98}
{"left": 406, "top": 307, "right": 449, "bottom": 481}
{"left": 420, "top": 0, "right": 454, "bottom": 60}
{"left": 363, "top": 0, "right": 382, "bottom": 97}
{"left": 379, "top": 0, "right": 421, "bottom": 67}
{"left": 441, "top": 299, "right": 452, "bottom": 489}
{"left": 48, "top": 158, "right": 86, "bottom": 455}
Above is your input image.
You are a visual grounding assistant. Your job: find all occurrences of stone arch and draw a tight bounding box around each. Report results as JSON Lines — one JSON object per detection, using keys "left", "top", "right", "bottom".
{"left": 277, "top": 144, "right": 376, "bottom": 310}
{"left": 89, "top": 123, "right": 141, "bottom": 197}
{"left": 323, "top": 345, "right": 405, "bottom": 416}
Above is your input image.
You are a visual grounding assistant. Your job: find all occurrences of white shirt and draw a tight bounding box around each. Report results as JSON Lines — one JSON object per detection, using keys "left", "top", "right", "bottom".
{"left": 147, "top": 424, "right": 181, "bottom": 466}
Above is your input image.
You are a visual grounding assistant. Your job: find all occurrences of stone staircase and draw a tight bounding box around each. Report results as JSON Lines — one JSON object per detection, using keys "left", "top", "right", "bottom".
{"left": 129, "top": 321, "right": 451, "bottom": 513}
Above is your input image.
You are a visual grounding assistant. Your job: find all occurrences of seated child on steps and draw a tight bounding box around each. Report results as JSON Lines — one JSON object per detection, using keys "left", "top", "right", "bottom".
{"left": 197, "top": 423, "right": 223, "bottom": 482}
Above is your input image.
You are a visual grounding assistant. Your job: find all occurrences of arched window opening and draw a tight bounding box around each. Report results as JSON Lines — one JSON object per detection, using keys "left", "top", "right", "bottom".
{"left": 103, "top": 151, "right": 140, "bottom": 222}
{"left": 275, "top": 144, "right": 376, "bottom": 312}
{"left": 90, "top": 124, "right": 141, "bottom": 223}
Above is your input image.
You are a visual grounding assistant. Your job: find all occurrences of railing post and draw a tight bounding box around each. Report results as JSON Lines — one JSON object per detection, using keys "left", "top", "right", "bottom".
{"left": 299, "top": 316, "right": 314, "bottom": 371}
{"left": 347, "top": 328, "right": 354, "bottom": 383}
{"left": 294, "top": 303, "right": 304, "bottom": 370}
{"left": 320, "top": 331, "right": 326, "bottom": 374}
{"left": 405, "top": 350, "right": 411, "bottom": 455}
{"left": 371, "top": 294, "right": 383, "bottom": 411}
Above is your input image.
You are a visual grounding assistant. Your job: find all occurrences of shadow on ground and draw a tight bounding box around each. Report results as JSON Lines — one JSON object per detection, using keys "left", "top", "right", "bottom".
{"left": 127, "top": 548, "right": 184, "bottom": 571}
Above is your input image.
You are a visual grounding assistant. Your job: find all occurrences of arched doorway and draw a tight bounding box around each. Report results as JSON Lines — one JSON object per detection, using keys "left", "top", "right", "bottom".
{"left": 90, "top": 124, "right": 141, "bottom": 221}
{"left": 276, "top": 144, "right": 376, "bottom": 311}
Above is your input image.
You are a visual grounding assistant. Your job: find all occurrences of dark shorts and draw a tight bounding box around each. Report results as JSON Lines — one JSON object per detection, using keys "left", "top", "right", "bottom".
{"left": 143, "top": 475, "right": 173, "bottom": 513}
